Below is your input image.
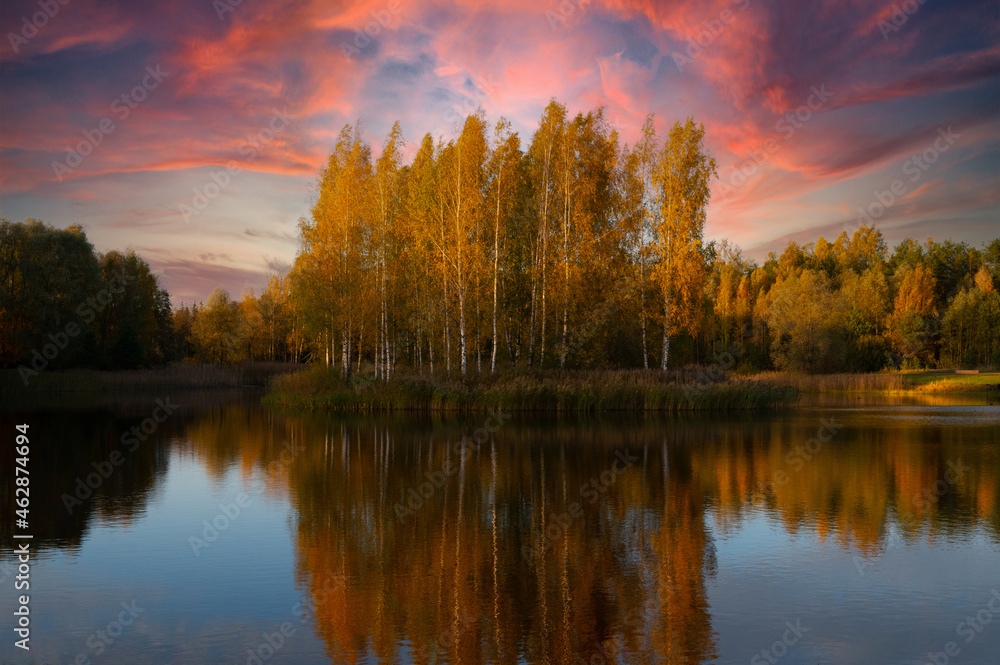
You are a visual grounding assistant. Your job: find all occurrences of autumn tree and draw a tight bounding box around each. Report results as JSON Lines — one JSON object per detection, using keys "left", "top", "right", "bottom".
{"left": 653, "top": 119, "right": 716, "bottom": 369}
{"left": 439, "top": 112, "right": 488, "bottom": 376}
{"left": 840, "top": 225, "right": 887, "bottom": 274}
{"left": 258, "top": 273, "right": 293, "bottom": 361}
{"left": 629, "top": 115, "right": 660, "bottom": 368}
{"left": 941, "top": 267, "right": 1000, "bottom": 368}
{"left": 484, "top": 118, "right": 522, "bottom": 372}
{"left": 840, "top": 266, "right": 890, "bottom": 370}
{"left": 95, "top": 250, "right": 172, "bottom": 368}
{"left": 403, "top": 133, "right": 441, "bottom": 374}
{"left": 372, "top": 122, "right": 405, "bottom": 380}
{"left": 767, "top": 269, "right": 847, "bottom": 372}
{"left": 274, "top": 108, "right": 997, "bottom": 376}
{"left": 171, "top": 304, "right": 197, "bottom": 360}
{"left": 298, "top": 124, "right": 374, "bottom": 374}
{"left": 890, "top": 262, "right": 938, "bottom": 366}
{"left": 525, "top": 101, "right": 566, "bottom": 367}
{"left": 0, "top": 218, "right": 101, "bottom": 368}
{"left": 239, "top": 287, "right": 265, "bottom": 361}
{"left": 0, "top": 219, "right": 175, "bottom": 371}
{"left": 191, "top": 287, "right": 243, "bottom": 364}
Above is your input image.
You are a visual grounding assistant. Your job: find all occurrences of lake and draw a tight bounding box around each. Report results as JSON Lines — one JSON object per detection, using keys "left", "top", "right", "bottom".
{"left": 1, "top": 391, "right": 998, "bottom": 664}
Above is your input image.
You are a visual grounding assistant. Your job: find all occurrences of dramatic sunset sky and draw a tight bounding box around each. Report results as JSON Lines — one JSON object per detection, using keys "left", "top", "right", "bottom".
{"left": 1, "top": 0, "right": 997, "bottom": 303}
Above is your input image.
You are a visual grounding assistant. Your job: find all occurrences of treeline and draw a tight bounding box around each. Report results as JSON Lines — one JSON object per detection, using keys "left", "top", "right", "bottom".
{"left": 0, "top": 218, "right": 301, "bottom": 375}
{"left": 282, "top": 103, "right": 999, "bottom": 375}
{"left": 4, "top": 100, "right": 999, "bottom": 377}
{"left": 293, "top": 102, "right": 715, "bottom": 378}
{"left": 708, "top": 232, "right": 999, "bottom": 372}
{"left": 1, "top": 219, "right": 174, "bottom": 373}
{"left": 172, "top": 279, "right": 301, "bottom": 365}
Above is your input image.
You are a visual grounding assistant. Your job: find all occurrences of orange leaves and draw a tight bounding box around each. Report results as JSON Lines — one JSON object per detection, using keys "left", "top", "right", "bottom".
{"left": 893, "top": 262, "right": 937, "bottom": 319}
{"left": 653, "top": 118, "right": 717, "bottom": 346}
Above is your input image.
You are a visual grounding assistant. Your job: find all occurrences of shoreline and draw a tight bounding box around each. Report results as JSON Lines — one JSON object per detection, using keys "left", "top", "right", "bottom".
{"left": 0, "top": 362, "right": 301, "bottom": 394}
{"left": 261, "top": 367, "right": 799, "bottom": 413}
{"left": 747, "top": 370, "right": 1000, "bottom": 395}
{"left": 3, "top": 366, "right": 996, "bottom": 410}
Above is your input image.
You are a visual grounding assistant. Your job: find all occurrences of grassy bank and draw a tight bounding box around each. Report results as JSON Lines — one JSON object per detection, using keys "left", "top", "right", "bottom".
{"left": 749, "top": 370, "right": 1000, "bottom": 394}
{"left": 0, "top": 362, "right": 303, "bottom": 393}
{"left": 262, "top": 366, "right": 799, "bottom": 413}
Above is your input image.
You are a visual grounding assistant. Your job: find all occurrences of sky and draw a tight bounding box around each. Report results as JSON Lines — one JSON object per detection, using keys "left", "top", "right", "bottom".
{"left": 1, "top": 0, "right": 998, "bottom": 304}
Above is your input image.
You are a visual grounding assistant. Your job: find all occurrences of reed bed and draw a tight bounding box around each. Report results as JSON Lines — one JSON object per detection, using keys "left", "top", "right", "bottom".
{"left": 747, "top": 370, "right": 999, "bottom": 394}
{"left": 263, "top": 366, "right": 799, "bottom": 413}
{"left": 912, "top": 378, "right": 1000, "bottom": 393}
{"left": 747, "top": 372, "right": 907, "bottom": 393}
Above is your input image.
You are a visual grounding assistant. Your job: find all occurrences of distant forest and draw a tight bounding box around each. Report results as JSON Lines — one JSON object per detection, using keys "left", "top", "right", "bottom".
{"left": 2, "top": 104, "right": 999, "bottom": 377}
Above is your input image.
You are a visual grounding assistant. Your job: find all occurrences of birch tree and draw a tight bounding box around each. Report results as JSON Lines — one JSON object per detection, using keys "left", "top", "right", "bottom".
{"left": 654, "top": 119, "right": 716, "bottom": 370}
{"left": 404, "top": 134, "right": 439, "bottom": 374}
{"left": 373, "top": 122, "right": 404, "bottom": 380}
{"left": 525, "top": 101, "right": 566, "bottom": 367}
{"left": 485, "top": 118, "right": 521, "bottom": 373}
{"left": 633, "top": 116, "right": 659, "bottom": 368}
{"left": 300, "top": 123, "right": 373, "bottom": 375}
{"left": 440, "top": 112, "right": 488, "bottom": 376}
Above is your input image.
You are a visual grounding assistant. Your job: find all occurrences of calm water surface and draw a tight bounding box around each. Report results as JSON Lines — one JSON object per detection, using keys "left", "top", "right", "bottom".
{"left": 1, "top": 391, "right": 998, "bottom": 664}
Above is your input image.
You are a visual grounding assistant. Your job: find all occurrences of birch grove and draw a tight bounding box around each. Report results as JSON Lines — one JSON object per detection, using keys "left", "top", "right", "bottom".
{"left": 289, "top": 106, "right": 720, "bottom": 375}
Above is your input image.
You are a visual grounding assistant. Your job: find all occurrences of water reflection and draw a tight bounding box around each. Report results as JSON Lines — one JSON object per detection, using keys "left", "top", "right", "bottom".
{"left": 0, "top": 393, "right": 186, "bottom": 550}
{"left": 1, "top": 395, "right": 998, "bottom": 664}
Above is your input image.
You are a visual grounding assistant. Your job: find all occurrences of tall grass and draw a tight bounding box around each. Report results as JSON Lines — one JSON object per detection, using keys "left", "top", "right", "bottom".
{"left": 747, "top": 370, "right": 999, "bottom": 393}
{"left": 910, "top": 377, "right": 1000, "bottom": 393}
{"left": 0, "top": 362, "right": 303, "bottom": 393}
{"left": 748, "top": 372, "right": 907, "bottom": 393}
{"left": 263, "top": 366, "right": 799, "bottom": 413}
